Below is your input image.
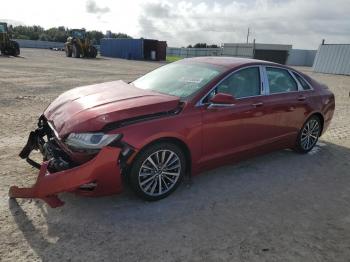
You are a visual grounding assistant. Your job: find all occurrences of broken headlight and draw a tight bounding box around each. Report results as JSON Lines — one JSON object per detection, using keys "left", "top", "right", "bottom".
{"left": 65, "top": 132, "right": 122, "bottom": 150}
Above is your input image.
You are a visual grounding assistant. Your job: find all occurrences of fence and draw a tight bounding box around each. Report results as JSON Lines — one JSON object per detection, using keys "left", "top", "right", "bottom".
{"left": 167, "top": 47, "right": 222, "bottom": 57}
{"left": 14, "top": 39, "right": 64, "bottom": 49}
{"left": 313, "top": 44, "right": 350, "bottom": 75}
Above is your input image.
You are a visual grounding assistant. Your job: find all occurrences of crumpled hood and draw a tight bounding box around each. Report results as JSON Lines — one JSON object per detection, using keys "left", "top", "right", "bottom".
{"left": 44, "top": 80, "right": 180, "bottom": 137}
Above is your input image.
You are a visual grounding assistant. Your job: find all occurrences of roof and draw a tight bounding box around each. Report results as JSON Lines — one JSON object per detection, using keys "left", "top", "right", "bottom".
{"left": 179, "top": 56, "right": 281, "bottom": 68}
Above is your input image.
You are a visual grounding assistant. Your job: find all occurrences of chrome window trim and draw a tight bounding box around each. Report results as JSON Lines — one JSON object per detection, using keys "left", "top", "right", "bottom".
{"left": 196, "top": 65, "right": 265, "bottom": 107}
{"left": 208, "top": 103, "right": 235, "bottom": 109}
{"left": 288, "top": 69, "right": 303, "bottom": 91}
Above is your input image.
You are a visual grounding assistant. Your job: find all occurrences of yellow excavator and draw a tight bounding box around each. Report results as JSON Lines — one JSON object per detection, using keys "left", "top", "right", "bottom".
{"left": 65, "top": 29, "right": 97, "bottom": 58}
{"left": 0, "top": 22, "right": 20, "bottom": 56}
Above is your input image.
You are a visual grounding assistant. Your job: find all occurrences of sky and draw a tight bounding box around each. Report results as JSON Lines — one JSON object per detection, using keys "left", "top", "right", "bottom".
{"left": 1, "top": 0, "right": 350, "bottom": 49}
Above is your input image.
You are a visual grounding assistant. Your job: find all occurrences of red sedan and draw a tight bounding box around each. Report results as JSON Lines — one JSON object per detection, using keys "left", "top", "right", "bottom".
{"left": 10, "top": 57, "right": 335, "bottom": 207}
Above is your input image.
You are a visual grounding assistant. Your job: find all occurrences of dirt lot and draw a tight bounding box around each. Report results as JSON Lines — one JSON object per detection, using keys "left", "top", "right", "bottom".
{"left": 0, "top": 49, "right": 349, "bottom": 262}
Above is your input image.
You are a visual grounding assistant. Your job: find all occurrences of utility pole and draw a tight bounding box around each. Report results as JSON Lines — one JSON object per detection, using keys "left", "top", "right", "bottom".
{"left": 246, "top": 27, "right": 250, "bottom": 44}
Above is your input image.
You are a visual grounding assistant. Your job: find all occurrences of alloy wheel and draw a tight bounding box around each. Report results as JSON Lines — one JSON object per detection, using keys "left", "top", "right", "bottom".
{"left": 300, "top": 119, "right": 320, "bottom": 151}
{"left": 138, "top": 150, "right": 181, "bottom": 196}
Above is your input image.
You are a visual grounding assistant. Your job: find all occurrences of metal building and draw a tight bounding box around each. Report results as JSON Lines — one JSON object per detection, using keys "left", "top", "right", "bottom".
{"left": 222, "top": 43, "right": 292, "bottom": 64}
{"left": 100, "top": 38, "right": 167, "bottom": 61}
{"left": 222, "top": 43, "right": 253, "bottom": 58}
{"left": 166, "top": 47, "right": 222, "bottom": 57}
{"left": 313, "top": 43, "right": 350, "bottom": 75}
{"left": 286, "top": 49, "right": 317, "bottom": 66}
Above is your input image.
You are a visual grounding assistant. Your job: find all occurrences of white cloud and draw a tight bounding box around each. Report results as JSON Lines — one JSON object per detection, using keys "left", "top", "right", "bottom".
{"left": 86, "top": 0, "right": 110, "bottom": 15}
{"left": 138, "top": 0, "right": 350, "bottom": 49}
{"left": 1, "top": 0, "right": 349, "bottom": 49}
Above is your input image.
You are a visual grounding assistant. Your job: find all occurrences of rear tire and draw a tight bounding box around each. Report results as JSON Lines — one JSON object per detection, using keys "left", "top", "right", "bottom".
{"left": 295, "top": 115, "right": 322, "bottom": 153}
{"left": 72, "top": 44, "right": 80, "bottom": 58}
{"left": 129, "top": 142, "right": 186, "bottom": 201}
{"left": 88, "top": 46, "right": 97, "bottom": 58}
{"left": 65, "top": 46, "right": 72, "bottom": 57}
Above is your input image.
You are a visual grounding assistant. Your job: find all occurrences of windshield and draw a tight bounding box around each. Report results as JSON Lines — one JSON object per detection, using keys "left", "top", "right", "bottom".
{"left": 72, "top": 31, "right": 85, "bottom": 39}
{"left": 0, "top": 24, "right": 6, "bottom": 33}
{"left": 132, "top": 62, "right": 223, "bottom": 98}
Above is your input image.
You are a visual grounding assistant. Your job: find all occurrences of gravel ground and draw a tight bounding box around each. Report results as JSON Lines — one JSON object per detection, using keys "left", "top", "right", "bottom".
{"left": 0, "top": 49, "right": 349, "bottom": 262}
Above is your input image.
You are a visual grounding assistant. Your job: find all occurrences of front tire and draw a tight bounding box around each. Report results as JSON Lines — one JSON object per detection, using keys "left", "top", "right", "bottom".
{"left": 129, "top": 142, "right": 186, "bottom": 201}
{"left": 295, "top": 115, "right": 322, "bottom": 153}
{"left": 12, "top": 42, "right": 20, "bottom": 56}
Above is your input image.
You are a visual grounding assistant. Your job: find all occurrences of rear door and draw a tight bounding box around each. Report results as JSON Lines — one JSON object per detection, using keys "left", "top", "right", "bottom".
{"left": 261, "top": 66, "right": 311, "bottom": 139}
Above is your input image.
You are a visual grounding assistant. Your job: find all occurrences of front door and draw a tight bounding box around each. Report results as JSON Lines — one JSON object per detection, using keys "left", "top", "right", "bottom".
{"left": 200, "top": 66, "right": 275, "bottom": 163}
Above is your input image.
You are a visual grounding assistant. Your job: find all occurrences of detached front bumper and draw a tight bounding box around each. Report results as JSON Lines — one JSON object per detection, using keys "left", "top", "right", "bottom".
{"left": 10, "top": 117, "right": 128, "bottom": 208}
{"left": 10, "top": 147, "right": 123, "bottom": 207}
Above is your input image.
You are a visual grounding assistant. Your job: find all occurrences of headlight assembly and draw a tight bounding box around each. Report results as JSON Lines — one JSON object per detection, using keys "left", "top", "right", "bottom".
{"left": 65, "top": 132, "right": 122, "bottom": 150}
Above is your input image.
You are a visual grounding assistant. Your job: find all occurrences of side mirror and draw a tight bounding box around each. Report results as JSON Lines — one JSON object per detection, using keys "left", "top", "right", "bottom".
{"left": 208, "top": 93, "right": 236, "bottom": 109}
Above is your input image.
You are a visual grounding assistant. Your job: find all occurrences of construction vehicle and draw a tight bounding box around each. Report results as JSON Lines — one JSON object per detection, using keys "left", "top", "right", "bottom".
{"left": 0, "top": 22, "right": 20, "bottom": 56}
{"left": 65, "top": 29, "right": 97, "bottom": 58}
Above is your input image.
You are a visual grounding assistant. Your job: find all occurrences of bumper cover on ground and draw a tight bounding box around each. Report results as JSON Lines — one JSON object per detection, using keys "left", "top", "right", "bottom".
{"left": 9, "top": 147, "right": 123, "bottom": 208}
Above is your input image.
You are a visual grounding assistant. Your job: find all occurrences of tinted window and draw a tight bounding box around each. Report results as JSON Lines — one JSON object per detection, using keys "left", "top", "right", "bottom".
{"left": 266, "top": 67, "right": 297, "bottom": 94}
{"left": 133, "top": 63, "right": 223, "bottom": 98}
{"left": 293, "top": 72, "right": 311, "bottom": 90}
{"left": 216, "top": 67, "right": 261, "bottom": 98}
{"left": 72, "top": 30, "right": 86, "bottom": 39}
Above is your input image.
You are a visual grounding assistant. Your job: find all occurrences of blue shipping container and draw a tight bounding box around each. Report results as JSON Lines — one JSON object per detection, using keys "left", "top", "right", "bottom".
{"left": 100, "top": 38, "right": 144, "bottom": 60}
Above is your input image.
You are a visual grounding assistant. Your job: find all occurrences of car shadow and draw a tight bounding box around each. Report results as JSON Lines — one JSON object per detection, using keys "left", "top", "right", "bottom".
{"left": 8, "top": 140, "right": 350, "bottom": 261}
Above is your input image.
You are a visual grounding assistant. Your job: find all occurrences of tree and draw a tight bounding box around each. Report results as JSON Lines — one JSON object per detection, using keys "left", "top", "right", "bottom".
{"left": 194, "top": 43, "right": 207, "bottom": 48}
{"left": 9, "top": 24, "right": 132, "bottom": 44}
{"left": 110, "top": 32, "right": 132, "bottom": 39}
{"left": 188, "top": 43, "right": 218, "bottom": 48}
{"left": 87, "top": 30, "right": 104, "bottom": 45}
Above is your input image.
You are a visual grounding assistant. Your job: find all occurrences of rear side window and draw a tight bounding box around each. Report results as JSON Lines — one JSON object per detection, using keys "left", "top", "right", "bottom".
{"left": 216, "top": 67, "right": 261, "bottom": 99}
{"left": 292, "top": 72, "right": 311, "bottom": 90}
{"left": 266, "top": 67, "right": 298, "bottom": 94}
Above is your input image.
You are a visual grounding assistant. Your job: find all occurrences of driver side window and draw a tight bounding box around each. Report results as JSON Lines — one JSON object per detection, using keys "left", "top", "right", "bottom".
{"left": 215, "top": 67, "right": 261, "bottom": 99}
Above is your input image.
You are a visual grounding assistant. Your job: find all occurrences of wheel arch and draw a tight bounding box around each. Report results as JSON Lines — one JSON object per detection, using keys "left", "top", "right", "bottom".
{"left": 128, "top": 136, "right": 192, "bottom": 174}
{"left": 307, "top": 112, "right": 325, "bottom": 135}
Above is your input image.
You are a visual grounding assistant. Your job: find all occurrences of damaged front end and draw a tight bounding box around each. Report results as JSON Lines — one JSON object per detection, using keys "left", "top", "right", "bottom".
{"left": 9, "top": 116, "right": 133, "bottom": 208}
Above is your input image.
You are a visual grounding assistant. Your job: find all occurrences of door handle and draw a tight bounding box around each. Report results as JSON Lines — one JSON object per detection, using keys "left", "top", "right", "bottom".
{"left": 251, "top": 102, "right": 264, "bottom": 107}
{"left": 297, "top": 96, "right": 306, "bottom": 101}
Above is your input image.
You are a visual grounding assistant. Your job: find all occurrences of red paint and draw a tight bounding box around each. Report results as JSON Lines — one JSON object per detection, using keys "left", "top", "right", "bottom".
{"left": 210, "top": 93, "right": 237, "bottom": 104}
{"left": 44, "top": 80, "right": 179, "bottom": 137}
{"left": 9, "top": 147, "right": 122, "bottom": 207}
{"left": 11, "top": 57, "right": 335, "bottom": 207}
